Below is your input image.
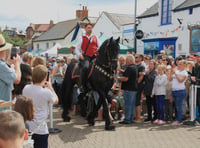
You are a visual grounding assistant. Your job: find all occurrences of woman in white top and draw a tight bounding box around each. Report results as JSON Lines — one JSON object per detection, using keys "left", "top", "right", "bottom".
{"left": 170, "top": 60, "right": 188, "bottom": 125}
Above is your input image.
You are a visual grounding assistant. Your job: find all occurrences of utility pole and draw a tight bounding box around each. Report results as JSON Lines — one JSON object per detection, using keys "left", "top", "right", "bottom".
{"left": 134, "top": 0, "right": 137, "bottom": 53}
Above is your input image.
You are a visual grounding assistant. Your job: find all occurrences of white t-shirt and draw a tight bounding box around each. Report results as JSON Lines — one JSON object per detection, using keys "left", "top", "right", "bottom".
{"left": 22, "top": 84, "right": 56, "bottom": 135}
{"left": 172, "top": 70, "right": 188, "bottom": 91}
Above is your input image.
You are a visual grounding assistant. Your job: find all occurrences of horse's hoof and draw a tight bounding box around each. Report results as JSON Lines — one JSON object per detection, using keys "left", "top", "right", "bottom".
{"left": 87, "top": 120, "right": 95, "bottom": 126}
{"left": 63, "top": 116, "right": 71, "bottom": 122}
{"left": 105, "top": 125, "right": 115, "bottom": 131}
{"left": 81, "top": 112, "right": 87, "bottom": 117}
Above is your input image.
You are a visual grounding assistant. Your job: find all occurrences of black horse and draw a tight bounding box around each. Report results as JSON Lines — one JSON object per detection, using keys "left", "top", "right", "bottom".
{"left": 60, "top": 37, "right": 120, "bottom": 130}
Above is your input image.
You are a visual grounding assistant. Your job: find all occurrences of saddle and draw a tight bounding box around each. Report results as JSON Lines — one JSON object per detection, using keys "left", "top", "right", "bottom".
{"left": 71, "top": 60, "right": 96, "bottom": 80}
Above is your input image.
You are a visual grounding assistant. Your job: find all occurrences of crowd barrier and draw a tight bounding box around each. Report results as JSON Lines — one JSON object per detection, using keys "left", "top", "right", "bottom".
{"left": 49, "top": 104, "right": 62, "bottom": 134}
{"left": 189, "top": 84, "right": 200, "bottom": 121}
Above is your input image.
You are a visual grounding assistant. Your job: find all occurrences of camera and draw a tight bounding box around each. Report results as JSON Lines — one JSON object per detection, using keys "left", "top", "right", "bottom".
{"left": 11, "top": 47, "right": 17, "bottom": 59}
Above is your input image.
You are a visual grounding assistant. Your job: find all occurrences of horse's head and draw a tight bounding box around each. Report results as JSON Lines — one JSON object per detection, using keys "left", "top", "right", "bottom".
{"left": 98, "top": 37, "right": 120, "bottom": 70}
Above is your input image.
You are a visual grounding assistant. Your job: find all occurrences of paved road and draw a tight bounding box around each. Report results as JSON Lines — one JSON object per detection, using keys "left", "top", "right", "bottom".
{"left": 48, "top": 108, "right": 200, "bottom": 148}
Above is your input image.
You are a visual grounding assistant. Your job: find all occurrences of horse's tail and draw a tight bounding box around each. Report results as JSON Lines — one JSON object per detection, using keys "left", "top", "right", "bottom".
{"left": 60, "top": 61, "right": 77, "bottom": 119}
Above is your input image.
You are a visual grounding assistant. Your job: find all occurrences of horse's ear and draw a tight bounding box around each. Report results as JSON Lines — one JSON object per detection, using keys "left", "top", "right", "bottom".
{"left": 115, "top": 37, "right": 120, "bottom": 43}
{"left": 108, "top": 37, "right": 113, "bottom": 45}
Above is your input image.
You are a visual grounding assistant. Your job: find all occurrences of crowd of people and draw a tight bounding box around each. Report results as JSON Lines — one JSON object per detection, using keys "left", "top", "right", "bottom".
{"left": 1, "top": 22, "right": 200, "bottom": 147}
{"left": 113, "top": 50, "right": 200, "bottom": 126}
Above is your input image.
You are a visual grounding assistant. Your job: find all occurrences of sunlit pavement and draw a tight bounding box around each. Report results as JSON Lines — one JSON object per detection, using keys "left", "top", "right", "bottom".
{"left": 48, "top": 108, "right": 200, "bottom": 148}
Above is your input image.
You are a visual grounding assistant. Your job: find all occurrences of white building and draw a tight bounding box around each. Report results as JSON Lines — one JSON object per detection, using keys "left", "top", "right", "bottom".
{"left": 136, "top": 0, "right": 200, "bottom": 58}
{"left": 93, "top": 12, "right": 134, "bottom": 44}
{"left": 32, "top": 17, "right": 92, "bottom": 52}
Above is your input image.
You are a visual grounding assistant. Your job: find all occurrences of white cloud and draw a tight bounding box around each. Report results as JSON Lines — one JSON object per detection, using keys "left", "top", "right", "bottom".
{"left": 0, "top": 0, "right": 158, "bottom": 31}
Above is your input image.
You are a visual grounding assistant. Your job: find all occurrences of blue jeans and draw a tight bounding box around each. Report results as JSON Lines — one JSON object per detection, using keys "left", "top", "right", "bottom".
{"left": 172, "top": 90, "right": 186, "bottom": 123}
{"left": 123, "top": 90, "right": 137, "bottom": 123}
{"left": 155, "top": 95, "right": 165, "bottom": 120}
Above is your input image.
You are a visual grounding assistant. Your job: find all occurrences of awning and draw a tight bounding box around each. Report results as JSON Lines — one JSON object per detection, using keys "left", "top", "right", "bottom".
{"left": 58, "top": 47, "right": 73, "bottom": 54}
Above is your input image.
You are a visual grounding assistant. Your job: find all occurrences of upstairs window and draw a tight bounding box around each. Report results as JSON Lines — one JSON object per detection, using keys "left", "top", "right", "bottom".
{"left": 37, "top": 44, "right": 39, "bottom": 50}
{"left": 189, "top": 8, "right": 193, "bottom": 15}
{"left": 46, "top": 43, "right": 49, "bottom": 49}
{"left": 161, "top": 0, "right": 172, "bottom": 25}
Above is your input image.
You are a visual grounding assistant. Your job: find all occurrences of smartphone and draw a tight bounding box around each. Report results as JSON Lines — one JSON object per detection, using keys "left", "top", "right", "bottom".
{"left": 11, "top": 47, "right": 17, "bottom": 59}
{"left": 46, "top": 71, "right": 50, "bottom": 81}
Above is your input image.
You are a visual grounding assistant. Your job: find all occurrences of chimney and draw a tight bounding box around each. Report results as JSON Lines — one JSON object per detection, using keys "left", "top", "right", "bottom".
{"left": 50, "top": 20, "right": 54, "bottom": 28}
{"left": 76, "top": 6, "right": 88, "bottom": 19}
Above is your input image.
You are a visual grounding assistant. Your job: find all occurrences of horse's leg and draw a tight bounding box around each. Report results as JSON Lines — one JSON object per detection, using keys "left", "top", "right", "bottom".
{"left": 62, "top": 79, "right": 74, "bottom": 122}
{"left": 87, "top": 96, "right": 103, "bottom": 126}
{"left": 78, "top": 91, "right": 88, "bottom": 117}
{"left": 101, "top": 94, "right": 115, "bottom": 131}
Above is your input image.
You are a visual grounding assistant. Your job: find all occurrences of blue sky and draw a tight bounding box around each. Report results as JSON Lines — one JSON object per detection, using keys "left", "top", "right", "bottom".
{"left": 0, "top": 0, "right": 158, "bottom": 31}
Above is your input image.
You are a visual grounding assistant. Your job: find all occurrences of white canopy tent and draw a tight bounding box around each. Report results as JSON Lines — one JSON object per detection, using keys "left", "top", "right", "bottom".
{"left": 40, "top": 43, "right": 61, "bottom": 57}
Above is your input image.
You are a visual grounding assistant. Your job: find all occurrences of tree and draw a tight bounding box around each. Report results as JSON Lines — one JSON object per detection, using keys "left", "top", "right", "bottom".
{"left": 0, "top": 31, "right": 28, "bottom": 46}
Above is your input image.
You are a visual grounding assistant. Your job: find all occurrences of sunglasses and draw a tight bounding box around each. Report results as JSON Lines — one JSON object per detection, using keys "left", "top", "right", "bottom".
{"left": 135, "top": 57, "right": 139, "bottom": 59}
{"left": 162, "top": 59, "right": 166, "bottom": 61}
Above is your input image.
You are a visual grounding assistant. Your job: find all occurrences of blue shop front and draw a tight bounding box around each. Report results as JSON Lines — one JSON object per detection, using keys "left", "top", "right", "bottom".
{"left": 143, "top": 37, "right": 177, "bottom": 58}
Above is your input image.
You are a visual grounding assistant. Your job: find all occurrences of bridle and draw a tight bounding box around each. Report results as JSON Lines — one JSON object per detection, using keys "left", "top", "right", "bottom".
{"left": 95, "top": 45, "right": 118, "bottom": 80}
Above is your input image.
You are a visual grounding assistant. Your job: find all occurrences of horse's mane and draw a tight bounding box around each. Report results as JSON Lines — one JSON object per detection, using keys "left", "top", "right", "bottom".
{"left": 97, "top": 37, "right": 120, "bottom": 59}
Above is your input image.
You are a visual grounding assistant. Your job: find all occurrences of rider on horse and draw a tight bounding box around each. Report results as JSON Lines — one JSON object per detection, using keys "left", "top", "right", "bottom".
{"left": 75, "top": 23, "right": 101, "bottom": 93}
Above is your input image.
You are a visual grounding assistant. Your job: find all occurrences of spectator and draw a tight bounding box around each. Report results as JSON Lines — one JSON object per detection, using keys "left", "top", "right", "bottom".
{"left": 118, "top": 55, "right": 138, "bottom": 124}
{"left": 152, "top": 64, "right": 167, "bottom": 124}
{"left": 135, "top": 54, "right": 145, "bottom": 122}
{"left": 13, "top": 63, "right": 32, "bottom": 96}
{"left": 0, "top": 34, "right": 21, "bottom": 111}
{"left": 22, "top": 52, "right": 33, "bottom": 65}
{"left": 0, "top": 110, "right": 28, "bottom": 148}
{"left": 113, "top": 90, "right": 125, "bottom": 120}
{"left": 191, "top": 52, "right": 200, "bottom": 121}
{"left": 52, "top": 58, "right": 66, "bottom": 105}
{"left": 126, "top": 49, "right": 135, "bottom": 56}
{"left": 118, "top": 55, "right": 126, "bottom": 76}
{"left": 144, "top": 60, "right": 157, "bottom": 122}
{"left": 23, "top": 65, "right": 58, "bottom": 148}
{"left": 170, "top": 60, "right": 188, "bottom": 125}
{"left": 143, "top": 55, "right": 151, "bottom": 72}
{"left": 14, "top": 95, "right": 34, "bottom": 125}
{"left": 31, "top": 56, "right": 46, "bottom": 68}
{"left": 165, "top": 66, "right": 173, "bottom": 123}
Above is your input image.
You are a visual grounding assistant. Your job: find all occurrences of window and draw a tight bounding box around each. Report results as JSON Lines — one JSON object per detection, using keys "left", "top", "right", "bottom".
{"left": 161, "top": 0, "right": 172, "bottom": 25}
{"left": 46, "top": 43, "right": 49, "bottom": 49}
{"left": 189, "top": 8, "right": 193, "bottom": 15}
{"left": 191, "top": 28, "right": 200, "bottom": 52}
{"left": 37, "top": 44, "right": 39, "bottom": 50}
{"left": 53, "top": 42, "right": 56, "bottom": 46}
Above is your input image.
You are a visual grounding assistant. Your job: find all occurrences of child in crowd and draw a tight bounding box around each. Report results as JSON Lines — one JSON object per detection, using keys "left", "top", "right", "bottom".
{"left": 113, "top": 90, "right": 125, "bottom": 120}
{"left": 14, "top": 95, "right": 34, "bottom": 128}
{"left": 152, "top": 64, "right": 167, "bottom": 124}
{"left": 165, "top": 66, "right": 173, "bottom": 123}
{"left": 0, "top": 110, "right": 28, "bottom": 148}
{"left": 23, "top": 65, "right": 58, "bottom": 148}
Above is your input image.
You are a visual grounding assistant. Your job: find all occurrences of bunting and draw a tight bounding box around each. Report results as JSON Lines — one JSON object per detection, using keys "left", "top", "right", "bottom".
{"left": 144, "top": 26, "right": 185, "bottom": 38}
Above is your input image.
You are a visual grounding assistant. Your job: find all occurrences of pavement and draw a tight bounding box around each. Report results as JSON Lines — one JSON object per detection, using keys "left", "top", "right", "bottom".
{"left": 48, "top": 108, "right": 200, "bottom": 148}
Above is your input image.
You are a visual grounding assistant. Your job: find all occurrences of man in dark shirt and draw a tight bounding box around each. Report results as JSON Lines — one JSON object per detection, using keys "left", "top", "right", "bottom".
{"left": 118, "top": 55, "right": 138, "bottom": 124}
{"left": 135, "top": 54, "right": 145, "bottom": 122}
{"left": 191, "top": 52, "right": 200, "bottom": 120}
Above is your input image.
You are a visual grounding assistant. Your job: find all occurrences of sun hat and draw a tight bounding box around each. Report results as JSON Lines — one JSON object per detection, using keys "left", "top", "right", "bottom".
{"left": 0, "top": 34, "right": 12, "bottom": 52}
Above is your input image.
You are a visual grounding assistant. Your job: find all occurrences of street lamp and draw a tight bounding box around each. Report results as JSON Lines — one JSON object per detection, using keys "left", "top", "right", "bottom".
{"left": 134, "top": 0, "right": 137, "bottom": 53}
